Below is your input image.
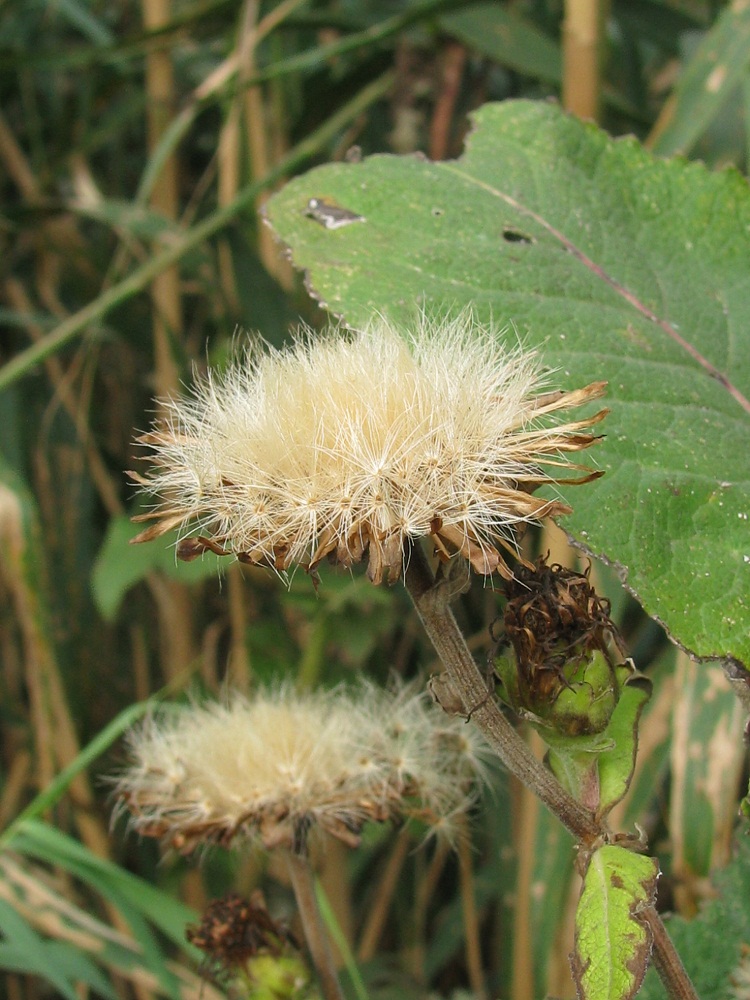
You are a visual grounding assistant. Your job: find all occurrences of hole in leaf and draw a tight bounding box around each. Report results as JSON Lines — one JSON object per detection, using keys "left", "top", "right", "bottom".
{"left": 502, "top": 228, "right": 533, "bottom": 244}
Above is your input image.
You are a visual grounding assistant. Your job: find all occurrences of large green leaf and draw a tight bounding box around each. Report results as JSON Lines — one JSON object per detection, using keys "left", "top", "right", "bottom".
{"left": 264, "top": 100, "right": 750, "bottom": 669}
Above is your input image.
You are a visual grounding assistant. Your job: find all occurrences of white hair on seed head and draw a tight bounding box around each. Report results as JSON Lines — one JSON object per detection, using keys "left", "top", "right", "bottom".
{"left": 132, "top": 309, "right": 607, "bottom": 584}
{"left": 115, "top": 679, "right": 492, "bottom": 853}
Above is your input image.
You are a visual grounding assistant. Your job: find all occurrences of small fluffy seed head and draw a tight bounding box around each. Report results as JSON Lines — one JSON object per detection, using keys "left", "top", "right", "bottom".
{"left": 115, "top": 681, "right": 491, "bottom": 853}
{"left": 132, "top": 312, "right": 607, "bottom": 583}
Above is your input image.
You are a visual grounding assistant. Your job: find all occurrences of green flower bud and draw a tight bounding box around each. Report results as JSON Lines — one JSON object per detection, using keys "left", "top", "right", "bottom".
{"left": 493, "top": 558, "right": 630, "bottom": 737}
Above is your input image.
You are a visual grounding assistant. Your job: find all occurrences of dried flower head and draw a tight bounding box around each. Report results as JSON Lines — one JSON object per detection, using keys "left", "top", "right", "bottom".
{"left": 491, "top": 557, "right": 641, "bottom": 737}
{"left": 116, "top": 681, "right": 489, "bottom": 853}
{"left": 187, "top": 890, "right": 294, "bottom": 969}
{"left": 132, "top": 312, "right": 607, "bottom": 583}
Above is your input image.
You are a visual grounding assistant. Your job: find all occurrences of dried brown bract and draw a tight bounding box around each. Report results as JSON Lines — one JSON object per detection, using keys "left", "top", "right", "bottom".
{"left": 501, "top": 558, "right": 621, "bottom": 685}
{"left": 187, "top": 891, "right": 294, "bottom": 974}
{"left": 492, "top": 557, "right": 631, "bottom": 736}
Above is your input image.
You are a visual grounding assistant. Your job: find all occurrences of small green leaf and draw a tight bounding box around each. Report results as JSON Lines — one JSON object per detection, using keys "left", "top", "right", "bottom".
{"left": 597, "top": 670, "right": 653, "bottom": 818}
{"left": 573, "top": 845, "right": 659, "bottom": 1000}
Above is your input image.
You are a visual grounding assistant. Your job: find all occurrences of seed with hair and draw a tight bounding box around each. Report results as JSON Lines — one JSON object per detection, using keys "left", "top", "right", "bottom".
{"left": 115, "top": 681, "right": 491, "bottom": 853}
{"left": 131, "top": 312, "right": 607, "bottom": 583}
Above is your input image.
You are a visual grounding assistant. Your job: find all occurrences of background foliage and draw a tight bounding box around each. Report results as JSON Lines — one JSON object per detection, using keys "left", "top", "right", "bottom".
{"left": 1, "top": 1, "right": 749, "bottom": 998}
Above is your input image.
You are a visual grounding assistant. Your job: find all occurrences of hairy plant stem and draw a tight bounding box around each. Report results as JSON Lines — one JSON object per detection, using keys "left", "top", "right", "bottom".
{"left": 284, "top": 850, "right": 345, "bottom": 1000}
{"left": 641, "top": 906, "right": 700, "bottom": 1000}
{"left": 403, "top": 544, "right": 600, "bottom": 843}
{"left": 403, "top": 543, "right": 699, "bottom": 1000}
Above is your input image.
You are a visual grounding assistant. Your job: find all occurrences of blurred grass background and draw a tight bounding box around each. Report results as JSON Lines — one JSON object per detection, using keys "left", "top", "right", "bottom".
{"left": 1, "top": 1, "right": 749, "bottom": 997}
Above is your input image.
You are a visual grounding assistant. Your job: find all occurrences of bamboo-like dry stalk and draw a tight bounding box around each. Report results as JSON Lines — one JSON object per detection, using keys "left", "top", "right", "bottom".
{"left": 511, "top": 751, "right": 541, "bottom": 1000}
{"left": 456, "top": 815, "right": 487, "bottom": 1000}
{"left": 226, "top": 563, "right": 252, "bottom": 692}
{"left": 357, "top": 827, "right": 412, "bottom": 962}
{"left": 0, "top": 109, "right": 41, "bottom": 200}
{"left": 141, "top": 0, "right": 199, "bottom": 688}
{"left": 429, "top": 41, "right": 467, "bottom": 160}
{"left": 409, "top": 838, "right": 450, "bottom": 981}
{"left": 0, "top": 751, "right": 31, "bottom": 832}
{"left": 142, "top": 0, "right": 182, "bottom": 401}
{"left": 562, "top": 0, "right": 607, "bottom": 121}
{"left": 0, "top": 486, "right": 110, "bottom": 858}
{"left": 3, "top": 279, "right": 122, "bottom": 516}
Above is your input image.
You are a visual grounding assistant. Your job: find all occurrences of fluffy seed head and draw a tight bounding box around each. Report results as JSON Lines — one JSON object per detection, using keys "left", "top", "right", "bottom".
{"left": 115, "top": 681, "right": 490, "bottom": 853}
{"left": 132, "top": 312, "right": 607, "bottom": 583}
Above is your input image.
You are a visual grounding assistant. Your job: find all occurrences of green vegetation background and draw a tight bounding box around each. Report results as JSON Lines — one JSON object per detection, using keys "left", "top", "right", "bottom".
{"left": 1, "top": 2, "right": 749, "bottom": 998}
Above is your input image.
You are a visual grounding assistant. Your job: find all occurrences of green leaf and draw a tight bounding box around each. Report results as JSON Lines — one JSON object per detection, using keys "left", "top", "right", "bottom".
{"left": 439, "top": 3, "right": 561, "bottom": 83}
{"left": 0, "top": 698, "right": 160, "bottom": 848}
{"left": 10, "top": 820, "right": 198, "bottom": 958}
{"left": 0, "top": 900, "right": 114, "bottom": 1000}
{"left": 649, "top": 2, "right": 750, "bottom": 157}
{"left": 92, "top": 512, "right": 223, "bottom": 620}
{"left": 528, "top": 812, "right": 576, "bottom": 991}
{"left": 572, "top": 845, "right": 658, "bottom": 1000}
{"left": 597, "top": 670, "right": 653, "bottom": 819}
{"left": 669, "top": 658, "right": 747, "bottom": 877}
{"left": 264, "top": 100, "right": 750, "bottom": 669}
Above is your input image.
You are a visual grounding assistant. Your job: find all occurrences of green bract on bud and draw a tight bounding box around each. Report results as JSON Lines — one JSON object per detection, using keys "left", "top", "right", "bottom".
{"left": 492, "top": 558, "right": 630, "bottom": 737}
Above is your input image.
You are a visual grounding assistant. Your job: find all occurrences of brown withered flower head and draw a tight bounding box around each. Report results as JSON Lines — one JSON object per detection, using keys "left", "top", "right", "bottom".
{"left": 501, "top": 558, "right": 622, "bottom": 681}
{"left": 187, "top": 891, "right": 294, "bottom": 971}
{"left": 130, "top": 312, "right": 607, "bottom": 583}
{"left": 492, "top": 557, "right": 633, "bottom": 736}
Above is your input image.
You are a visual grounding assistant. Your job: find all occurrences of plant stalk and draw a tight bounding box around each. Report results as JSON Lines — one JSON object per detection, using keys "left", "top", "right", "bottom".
{"left": 403, "top": 544, "right": 600, "bottom": 843}
{"left": 641, "top": 905, "right": 700, "bottom": 1000}
{"left": 403, "top": 542, "right": 700, "bottom": 1000}
{"left": 284, "top": 850, "right": 345, "bottom": 1000}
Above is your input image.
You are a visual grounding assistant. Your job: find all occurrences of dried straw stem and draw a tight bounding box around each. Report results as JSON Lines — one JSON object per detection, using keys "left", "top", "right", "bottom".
{"left": 284, "top": 851, "right": 345, "bottom": 1000}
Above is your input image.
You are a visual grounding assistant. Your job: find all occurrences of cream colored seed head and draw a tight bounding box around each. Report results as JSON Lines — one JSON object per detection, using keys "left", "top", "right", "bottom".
{"left": 132, "top": 311, "right": 607, "bottom": 583}
{"left": 115, "top": 681, "right": 490, "bottom": 853}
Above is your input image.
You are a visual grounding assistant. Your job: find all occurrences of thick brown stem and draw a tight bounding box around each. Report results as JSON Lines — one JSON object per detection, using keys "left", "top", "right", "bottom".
{"left": 284, "top": 851, "right": 345, "bottom": 1000}
{"left": 641, "top": 905, "right": 700, "bottom": 1000}
{"left": 403, "top": 543, "right": 699, "bottom": 1000}
{"left": 403, "top": 545, "right": 599, "bottom": 843}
